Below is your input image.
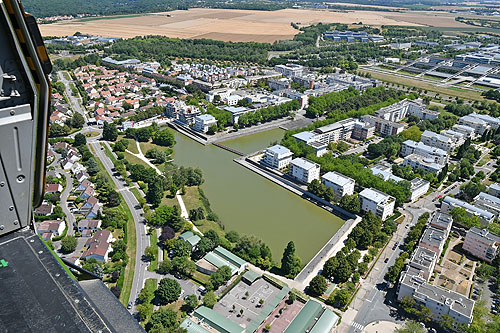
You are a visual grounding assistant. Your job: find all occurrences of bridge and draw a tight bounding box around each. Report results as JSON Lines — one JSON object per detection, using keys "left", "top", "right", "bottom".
{"left": 212, "top": 143, "right": 244, "bottom": 156}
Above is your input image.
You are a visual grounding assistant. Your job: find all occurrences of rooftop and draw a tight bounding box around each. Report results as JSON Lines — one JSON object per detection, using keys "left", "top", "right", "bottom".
{"left": 194, "top": 307, "right": 244, "bottom": 333}
{"left": 468, "top": 227, "right": 500, "bottom": 244}
{"left": 290, "top": 157, "right": 320, "bottom": 171}
{"left": 420, "top": 227, "right": 447, "bottom": 249}
{"left": 430, "top": 212, "right": 453, "bottom": 230}
{"left": 266, "top": 145, "right": 292, "bottom": 156}
{"left": 196, "top": 114, "right": 216, "bottom": 122}
{"left": 422, "top": 130, "right": 452, "bottom": 143}
{"left": 321, "top": 171, "right": 355, "bottom": 187}
{"left": 443, "top": 196, "right": 495, "bottom": 221}
{"left": 403, "top": 140, "right": 448, "bottom": 157}
{"left": 292, "top": 131, "right": 317, "bottom": 143}
{"left": 359, "top": 188, "right": 393, "bottom": 204}
{"left": 284, "top": 300, "right": 322, "bottom": 333}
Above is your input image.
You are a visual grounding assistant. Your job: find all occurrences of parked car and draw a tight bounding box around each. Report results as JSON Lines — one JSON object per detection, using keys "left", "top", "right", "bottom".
{"left": 384, "top": 258, "right": 389, "bottom": 263}
{"left": 198, "top": 286, "right": 207, "bottom": 295}
{"left": 127, "top": 301, "right": 133, "bottom": 309}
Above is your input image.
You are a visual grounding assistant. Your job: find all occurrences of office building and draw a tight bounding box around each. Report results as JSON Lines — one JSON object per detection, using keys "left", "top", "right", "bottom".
{"left": 274, "top": 64, "right": 304, "bottom": 78}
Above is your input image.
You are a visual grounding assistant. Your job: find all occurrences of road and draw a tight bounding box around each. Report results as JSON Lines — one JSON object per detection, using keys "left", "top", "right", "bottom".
{"left": 90, "top": 141, "right": 149, "bottom": 314}
{"left": 58, "top": 71, "right": 88, "bottom": 123}
{"left": 343, "top": 205, "right": 430, "bottom": 333}
{"left": 56, "top": 167, "right": 75, "bottom": 235}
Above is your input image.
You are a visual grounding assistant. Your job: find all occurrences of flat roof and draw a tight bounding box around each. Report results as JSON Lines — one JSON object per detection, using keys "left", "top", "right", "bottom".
{"left": 322, "top": 171, "right": 354, "bottom": 187}
{"left": 284, "top": 300, "right": 323, "bottom": 333}
{"left": 370, "top": 167, "right": 404, "bottom": 183}
{"left": 194, "top": 307, "right": 244, "bottom": 333}
{"left": 292, "top": 131, "right": 316, "bottom": 143}
{"left": 490, "top": 183, "right": 500, "bottom": 193}
{"left": 359, "top": 188, "right": 392, "bottom": 204}
{"left": 403, "top": 140, "right": 448, "bottom": 157}
{"left": 290, "top": 158, "right": 319, "bottom": 171}
{"left": 422, "top": 130, "right": 452, "bottom": 143}
{"left": 443, "top": 196, "right": 494, "bottom": 220}
{"left": 224, "top": 106, "right": 248, "bottom": 114}
{"left": 266, "top": 145, "right": 292, "bottom": 156}
{"left": 196, "top": 114, "right": 216, "bottom": 122}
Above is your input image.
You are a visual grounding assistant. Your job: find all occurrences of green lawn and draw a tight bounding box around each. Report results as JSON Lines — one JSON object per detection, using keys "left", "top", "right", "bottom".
{"left": 477, "top": 154, "right": 492, "bottom": 167}
{"left": 147, "top": 229, "right": 158, "bottom": 272}
{"left": 124, "top": 151, "right": 149, "bottom": 168}
{"left": 89, "top": 144, "right": 137, "bottom": 306}
{"left": 130, "top": 187, "right": 144, "bottom": 203}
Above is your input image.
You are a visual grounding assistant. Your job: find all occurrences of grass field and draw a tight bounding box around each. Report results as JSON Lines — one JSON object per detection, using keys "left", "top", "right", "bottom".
{"left": 360, "top": 68, "right": 484, "bottom": 101}
{"left": 124, "top": 151, "right": 149, "bottom": 168}
{"left": 147, "top": 229, "right": 158, "bottom": 272}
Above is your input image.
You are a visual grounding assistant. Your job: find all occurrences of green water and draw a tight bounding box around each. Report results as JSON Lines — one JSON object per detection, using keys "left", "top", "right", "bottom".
{"left": 172, "top": 129, "right": 345, "bottom": 263}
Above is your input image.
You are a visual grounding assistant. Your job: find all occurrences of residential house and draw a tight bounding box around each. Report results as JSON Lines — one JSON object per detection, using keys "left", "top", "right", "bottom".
{"left": 45, "top": 183, "right": 63, "bottom": 194}
{"left": 36, "top": 220, "right": 66, "bottom": 240}
{"left": 81, "top": 230, "right": 113, "bottom": 262}
{"left": 34, "top": 203, "right": 54, "bottom": 217}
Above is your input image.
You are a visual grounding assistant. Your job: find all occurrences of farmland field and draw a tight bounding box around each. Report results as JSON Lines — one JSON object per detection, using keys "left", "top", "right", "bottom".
{"left": 39, "top": 8, "right": 471, "bottom": 43}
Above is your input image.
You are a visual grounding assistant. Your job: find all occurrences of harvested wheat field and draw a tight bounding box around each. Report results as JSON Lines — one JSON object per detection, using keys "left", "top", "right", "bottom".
{"left": 39, "top": 8, "right": 468, "bottom": 43}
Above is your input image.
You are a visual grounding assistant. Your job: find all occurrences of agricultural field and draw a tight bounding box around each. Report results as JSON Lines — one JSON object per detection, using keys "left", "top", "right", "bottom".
{"left": 39, "top": 8, "right": 470, "bottom": 43}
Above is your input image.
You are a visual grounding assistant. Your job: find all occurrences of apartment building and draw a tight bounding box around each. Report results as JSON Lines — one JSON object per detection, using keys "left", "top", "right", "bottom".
{"left": 397, "top": 272, "right": 474, "bottom": 330}
{"left": 193, "top": 114, "right": 217, "bottom": 133}
{"left": 321, "top": 171, "right": 355, "bottom": 198}
{"left": 205, "top": 87, "right": 235, "bottom": 102}
{"left": 429, "top": 212, "right": 453, "bottom": 237}
{"left": 452, "top": 124, "right": 476, "bottom": 138}
{"left": 440, "top": 129, "right": 466, "bottom": 147}
{"left": 419, "top": 227, "right": 447, "bottom": 256}
{"left": 352, "top": 121, "right": 375, "bottom": 140}
{"left": 262, "top": 145, "right": 293, "bottom": 170}
{"left": 400, "top": 140, "right": 449, "bottom": 165}
{"left": 325, "top": 73, "right": 377, "bottom": 90}
{"left": 292, "top": 131, "right": 318, "bottom": 145}
{"left": 359, "top": 188, "right": 395, "bottom": 221}
{"left": 289, "top": 158, "right": 320, "bottom": 184}
{"left": 474, "top": 192, "right": 500, "bottom": 217}
{"left": 488, "top": 183, "right": 500, "bottom": 198}
{"left": 268, "top": 78, "right": 291, "bottom": 91}
{"left": 165, "top": 100, "right": 201, "bottom": 125}
{"left": 409, "top": 178, "right": 431, "bottom": 202}
{"left": 408, "top": 246, "right": 438, "bottom": 280}
{"left": 420, "top": 130, "right": 457, "bottom": 153}
{"left": 463, "top": 227, "right": 500, "bottom": 263}
{"left": 441, "top": 196, "right": 495, "bottom": 225}
{"left": 402, "top": 154, "right": 444, "bottom": 174}
{"left": 314, "top": 118, "right": 357, "bottom": 144}
{"left": 274, "top": 64, "right": 304, "bottom": 78}
{"left": 459, "top": 115, "right": 490, "bottom": 135}
{"left": 360, "top": 115, "right": 405, "bottom": 137}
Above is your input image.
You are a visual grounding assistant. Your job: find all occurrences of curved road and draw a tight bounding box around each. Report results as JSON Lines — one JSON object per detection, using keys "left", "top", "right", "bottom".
{"left": 56, "top": 168, "right": 75, "bottom": 235}
{"left": 90, "top": 141, "right": 149, "bottom": 314}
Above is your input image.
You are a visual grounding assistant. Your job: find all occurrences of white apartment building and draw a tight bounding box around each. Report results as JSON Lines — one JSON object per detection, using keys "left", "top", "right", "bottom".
{"left": 402, "top": 154, "right": 444, "bottom": 173}
{"left": 274, "top": 64, "right": 304, "bottom": 78}
{"left": 440, "top": 129, "right": 466, "bottom": 147}
{"left": 262, "top": 145, "right": 293, "bottom": 170}
{"left": 397, "top": 272, "right": 474, "bottom": 330}
{"left": 441, "top": 196, "right": 495, "bottom": 225}
{"left": 429, "top": 212, "right": 453, "bottom": 237}
{"left": 166, "top": 100, "right": 201, "bottom": 125}
{"left": 452, "top": 124, "right": 476, "bottom": 138}
{"left": 193, "top": 114, "right": 217, "bottom": 133}
{"left": 419, "top": 227, "right": 447, "bottom": 256}
{"left": 289, "top": 158, "right": 320, "bottom": 184}
{"left": 459, "top": 115, "right": 490, "bottom": 135}
{"left": 292, "top": 131, "right": 318, "bottom": 145}
{"left": 420, "top": 130, "right": 457, "bottom": 153}
{"left": 474, "top": 192, "right": 500, "bottom": 217}
{"left": 489, "top": 183, "right": 500, "bottom": 198}
{"left": 321, "top": 171, "right": 355, "bottom": 198}
{"left": 463, "top": 227, "right": 500, "bottom": 263}
{"left": 359, "top": 188, "right": 395, "bottom": 221}
{"left": 205, "top": 87, "right": 235, "bottom": 103}
{"left": 400, "top": 140, "right": 449, "bottom": 165}
{"left": 268, "top": 78, "right": 291, "bottom": 91}
{"left": 314, "top": 118, "right": 357, "bottom": 144}
{"left": 409, "top": 178, "right": 430, "bottom": 202}
{"left": 408, "top": 246, "right": 438, "bottom": 281}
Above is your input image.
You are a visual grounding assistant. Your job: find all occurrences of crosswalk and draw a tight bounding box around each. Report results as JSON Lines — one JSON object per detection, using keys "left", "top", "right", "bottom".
{"left": 350, "top": 322, "right": 365, "bottom": 331}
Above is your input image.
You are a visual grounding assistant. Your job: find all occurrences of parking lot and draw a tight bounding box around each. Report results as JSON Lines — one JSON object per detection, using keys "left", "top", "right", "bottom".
{"left": 213, "top": 278, "right": 280, "bottom": 328}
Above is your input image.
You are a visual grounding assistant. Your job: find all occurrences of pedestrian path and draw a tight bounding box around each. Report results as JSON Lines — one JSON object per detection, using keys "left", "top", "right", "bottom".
{"left": 350, "top": 321, "right": 365, "bottom": 331}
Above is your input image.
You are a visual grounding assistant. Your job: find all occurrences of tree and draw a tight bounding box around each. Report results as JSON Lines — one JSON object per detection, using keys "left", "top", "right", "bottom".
{"left": 148, "top": 308, "right": 178, "bottom": 331}
{"left": 135, "top": 127, "right": 152, "bottom": 142}
{"left": 61, "top": 236, "right": 77, "bottom": 253}
{"left": 158, "top": 260, "right": 172, "bottom": 274}
{"left": 136, "top": 303, "right": 153, "bottom": 322}
{"left": 71, "top": 112, "right": 85, "bottom": 128}
{"left": 308, "top": 275, "right": 327, "bottom": 296}
{"left": 440, "top": 314, "right": 454, "bottom": 332}
{"left": 339, "top": 194, "right": 360, "bottom": 213}
{"left": 171, "top": 256, "right": 196, "bottom": 277}
{"left": 102, "top": 122, "right": 118, "bottom": 141}
{"left": 156, "top": 278, "right": 181, "bottom": 304}
{"left": 110, "top": 286, "right": 121, "bottom": 298}
{"left": 145, "top": 246, "right": 157, "bottom": 261}
{"left": 173, "top": 239, "right": 192, "bottom": 257}
{"left": 107, "top": 190, "right": 121, "bottom": 207}
{"left": 184, "top": 294, "right": 198, "bottom": 311}
{"left": 74, "top": 133, "right": 87, "bottom": 146}
{"left": 280, "top": 241, "right": 302, "bottom": 278}
{"left": 203, "top": 291, "right": 217, "bottom": 308}
{"left": 333, "top": 288, "right": 351, "bottom": 308}
{"left": 395, "top": 321, "right": 426, "bottom": 333}
{"left": 86, "top": 158, "right": 99, "bottom": 176}
{"left": 153, "top": 129, "right": 176, "bottom": 147}
{"left": 207, "top": 124, "right": 217, "bottom": 135}
{"left": 146, "top": 180, "right": 164, "bottom": 207}
{"left": 49, "top": 123, "right": 71, "bottom": 137}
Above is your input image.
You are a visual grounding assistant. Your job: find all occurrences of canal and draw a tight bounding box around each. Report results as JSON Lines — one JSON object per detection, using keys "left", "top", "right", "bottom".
{"left": 172, "top": 129, "right": 345, "bottom": 264}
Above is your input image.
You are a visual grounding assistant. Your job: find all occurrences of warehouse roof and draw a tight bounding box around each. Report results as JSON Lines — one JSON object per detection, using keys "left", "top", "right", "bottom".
{"left": 284, "top": 300, "right": 322, "bottom": 333}
{"left": 194, "top": 306, "right": 244, "bottom": 333}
